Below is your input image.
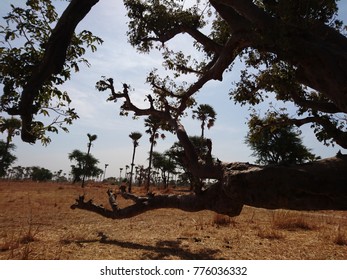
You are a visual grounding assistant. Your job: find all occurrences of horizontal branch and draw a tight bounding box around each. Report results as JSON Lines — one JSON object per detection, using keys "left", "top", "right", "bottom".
{"left": 289, "top": 116, "right": 347, "bottom": 149}
{"left": 70, "top": 184, "right": 244, "bottom": 219}
{"left": 290, "top": 91, "right": 342, "bottom": 114}
{"left": 216, "top": 0, "right": 275, "bottom": 29}
{"left": 71, "top": 156, "right": 347, "bottom": 219}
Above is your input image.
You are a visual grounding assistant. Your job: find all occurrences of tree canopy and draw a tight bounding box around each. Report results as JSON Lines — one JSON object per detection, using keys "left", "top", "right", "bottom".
{"left": 245, "top": 112, "right": 318, "bottom": 165}
{"left": 1, "top": 1, "right": 347, "bottom": 216}
{"left": 2, "top": 0, "right": 346, "bottom": 154}
{"left": 68, "top": 149, "right": 102, "bottom": 183}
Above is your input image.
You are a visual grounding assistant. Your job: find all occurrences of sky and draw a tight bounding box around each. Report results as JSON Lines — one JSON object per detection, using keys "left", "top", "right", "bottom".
{"left": 1, "top": 0, "right": 347, "bottom": 178}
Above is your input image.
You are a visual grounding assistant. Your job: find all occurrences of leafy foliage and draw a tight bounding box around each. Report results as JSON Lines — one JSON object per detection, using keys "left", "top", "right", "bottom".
{"left": 192, "top": 104, "right": 217, "bottom": 139}
{"left": 0, "top": 140, "right": 17, "bottom": 177}
{"left": 123, "top": 0, "right": 347, "bottom": 150}
{"left": 151, "top": 150, "right": 177, "bottom": 188}
{"left": 68, "top": 149, "right": 102, "bottom": 183}
{"left": 30, "top": 166, "right": 53, "bottom": 181}
{"left": 124, "top": 0, "right": 204, "bottom": 52}
{"left": 0, "top": 0, "right": 103, "bottom": 144}
{"left": 245, "top": 112, "right": 319, "bottom": 165}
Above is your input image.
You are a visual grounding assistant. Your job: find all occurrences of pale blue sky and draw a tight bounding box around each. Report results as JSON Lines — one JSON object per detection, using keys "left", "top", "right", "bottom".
{"left": 1, "top": 0, "right": 347, "bottom": 177}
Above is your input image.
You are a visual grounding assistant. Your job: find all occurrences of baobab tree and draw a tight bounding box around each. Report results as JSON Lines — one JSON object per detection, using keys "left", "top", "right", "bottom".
{"left": 1, "top": 1, "right": 347, "bottom": 218}
{"left": 128, "top": 131, "right": 142, "bottom": 193}
{"left": 192, "top": 104, "right": 217, "bottom": 139}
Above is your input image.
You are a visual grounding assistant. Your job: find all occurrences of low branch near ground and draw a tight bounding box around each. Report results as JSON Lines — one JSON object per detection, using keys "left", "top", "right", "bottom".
{"left": 223, "top": 156, "right": 347, "bottom": 210}
{"left": 70, "top": 185, "right": 244, "bottom": 219}
{"left": 71, "top": 156, "right": 347, "bottom": 219}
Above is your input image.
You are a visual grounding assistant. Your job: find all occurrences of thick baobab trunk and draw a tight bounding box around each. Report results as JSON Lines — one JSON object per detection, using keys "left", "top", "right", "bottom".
{"left": 222, "top": 155, "right": 347, "bottom": 210}
{"left": 71, "top": 155, "right": 347, "bottom": 219}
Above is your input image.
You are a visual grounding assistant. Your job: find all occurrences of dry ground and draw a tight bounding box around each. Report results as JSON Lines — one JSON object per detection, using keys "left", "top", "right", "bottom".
{"left": 0, "top": 180, "right": 346, "bottom": 260}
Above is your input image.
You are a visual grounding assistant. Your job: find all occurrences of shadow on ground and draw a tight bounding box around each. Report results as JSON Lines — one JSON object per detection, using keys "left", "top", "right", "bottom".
{"left": 61, "top": 233, "right": 221, "bottom": 260}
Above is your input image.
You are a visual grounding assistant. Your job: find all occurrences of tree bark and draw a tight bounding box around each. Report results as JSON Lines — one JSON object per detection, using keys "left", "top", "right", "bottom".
{"left": 222, "top": 155, "right": 347, "bottom": 210}
{"left": 71, "top": 155, "right": 347, "bottom": 219}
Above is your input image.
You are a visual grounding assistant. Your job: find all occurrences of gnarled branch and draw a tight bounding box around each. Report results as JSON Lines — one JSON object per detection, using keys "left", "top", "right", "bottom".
{"left": 71, "top": 156, "right": 347, "bottom": 219}
{"left": 70, "top": 183, "right": 244, "bottom": 219}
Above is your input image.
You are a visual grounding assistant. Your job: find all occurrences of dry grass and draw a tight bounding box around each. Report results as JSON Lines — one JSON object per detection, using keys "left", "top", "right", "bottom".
{"left": 0, "top": 180, "right": 346, "bottom": 260}
{"left": 333, "top": 226, "right": 347, "bottom": 246}
{"left": 257, "top": 227, "right": 284, "bottom": 240}
{"left": 272, "top": 210, "right": 318, "bottom": 231}
{"left": 212, "top": 214, "right": 236, "bottom": 227}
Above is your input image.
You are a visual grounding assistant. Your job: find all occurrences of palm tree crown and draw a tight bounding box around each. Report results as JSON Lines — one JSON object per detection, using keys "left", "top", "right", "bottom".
{"left": 128, "top": 131, "right": 142, "bottom": 192}
{"left": 192, "top": 104, "right": 217, "bottom": 139}
{"left": 129, "top": 131, "right": 142, "bottom": 147}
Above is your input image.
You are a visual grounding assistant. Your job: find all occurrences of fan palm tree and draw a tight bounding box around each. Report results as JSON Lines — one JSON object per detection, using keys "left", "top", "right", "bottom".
{"left": 192, "top": 104, "right": 217, "bottom": 139}
{"left": 81, "top": 133, "right": 98, "bottom": 187}
{"left": 86, "top": 133, "right": 98, "bottom": 154}
{"left": 144, "top": 116, "right": 165, "bottom": 192}
{"left": 128, "top": 131, "right": 142, "bottom": 192}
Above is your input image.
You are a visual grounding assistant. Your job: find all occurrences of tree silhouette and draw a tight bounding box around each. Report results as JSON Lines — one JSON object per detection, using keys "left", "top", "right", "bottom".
{"left": 0, "top": 140, "right": 16, "bottom": 177}
{"left": 0, "top": 117, "right": 21, "bottom": 176}
{"left": 128, "top": 131, "right": 142, "bottom": 193}
{"left": 69, "top": 149, "right": 102, "bottom": 183}
{"left": 245, "top": 113, "right": 318, "bottom": 165}
{"left": 144, "top": 116, "right": 165, "bottom": 192}
{"left": 192, "top": 104, "right": 217, "bottom": 139}
{"left": 0, "top": 0, "right": 102, "bottom": 143}
{"left": 81, "top": 133, "right": 98, "bottom": 187}
{"left": 2, "top": 1, "right": 346, "bottom": 217}
{"left": 151, "top": 151, "right": 177, "bottom": 189}
{"left": 0, "top": 117, "right": 21, "bottom": 152}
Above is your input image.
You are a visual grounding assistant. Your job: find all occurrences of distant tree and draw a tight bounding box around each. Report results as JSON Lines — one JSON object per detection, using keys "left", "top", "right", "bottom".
{"left": 152, "top": 151, "right": 177, "bottom": 189}
{"left": 0, "top": 117, "right": 21, "bottom": 150}
{"left": 81, "top": 133, "right": 98, "bottom": 187}
{"left": 31, "top": 166, "right": 53, "bottom": 181}
{"left": 0, "top": 140, "right": 17, "bottom": 177}
{"left": 128, "top": 131, "right": 142, "bottom": 192}
{"left": 135, "top": 164, "right": 146, "bottom": 186}
{"left": 168, "top": 136, "right": 215, "bottom": 192}
{"left": 246, "top": 112, "right": 319, "bottom": 165}
{"left": 53, "top": 169, "right": 67, "bottom": 182}
{"left": 125, "top": 165, "right": 130, "bottom": 180}
{"left": 68, "top": 149, "right": 102, "bottom": 183}
{"left": 144, "top": 116, "right": 165, "bottom": 191}
{"left": 11, "top": 165, "right": 24, "bottom": 180}
{"left": 192, "top": 104, "right": 217, "bottom": 139}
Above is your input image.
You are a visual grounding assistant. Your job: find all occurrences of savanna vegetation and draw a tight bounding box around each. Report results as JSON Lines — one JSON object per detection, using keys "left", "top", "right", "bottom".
{"left": 0, "top": 181, "right": 346, "bottom": 260}
{"left": 0, "top": 0, "right": 347, "bottom": 239}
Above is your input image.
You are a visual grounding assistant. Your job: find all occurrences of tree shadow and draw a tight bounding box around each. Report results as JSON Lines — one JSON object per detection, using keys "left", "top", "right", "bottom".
{"left": 65, "top": 234, "right": 221, "bottom": 260}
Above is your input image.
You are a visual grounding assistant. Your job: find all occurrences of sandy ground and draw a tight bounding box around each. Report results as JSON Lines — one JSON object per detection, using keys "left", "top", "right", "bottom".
{"left": 0, "top": 180, "right": 346, "bottom": 260}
